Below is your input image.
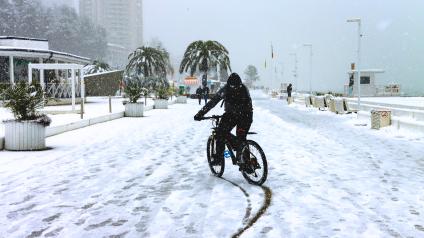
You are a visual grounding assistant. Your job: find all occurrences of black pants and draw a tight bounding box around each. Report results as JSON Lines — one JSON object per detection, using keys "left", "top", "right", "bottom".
{"left": 204, "top": 95, "right": 208, "bottom": 104}
{"left": 198, "top": 95, "right": 201, "bottom": 105}
{"left": 216, "top": 112, "right": 253, "bottom": 160}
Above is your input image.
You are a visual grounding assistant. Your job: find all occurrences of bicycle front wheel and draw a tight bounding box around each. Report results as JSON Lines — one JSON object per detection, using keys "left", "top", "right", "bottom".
{"left": 239, "top": 140, "right": 268, "bottom": 185}
{"left": 206, "top": 136, "right": 225, "bottom": 177}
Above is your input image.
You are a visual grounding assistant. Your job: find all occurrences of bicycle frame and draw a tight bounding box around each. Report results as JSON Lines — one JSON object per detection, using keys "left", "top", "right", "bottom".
{"left": 207, "top": 116, "right": 241, "bottom": 163}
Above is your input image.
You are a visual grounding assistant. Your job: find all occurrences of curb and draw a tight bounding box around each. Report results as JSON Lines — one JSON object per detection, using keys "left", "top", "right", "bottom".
{"left": 45, "top": 112, "right": 125, "bottom": 137}
{"left": 0, "top": 100, "right": 179, "bottom": 151}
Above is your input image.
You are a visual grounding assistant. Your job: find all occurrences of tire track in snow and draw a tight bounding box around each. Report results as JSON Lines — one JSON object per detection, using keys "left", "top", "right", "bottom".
{"left": 221, "top": 178, "right": 273, "bottom": 238}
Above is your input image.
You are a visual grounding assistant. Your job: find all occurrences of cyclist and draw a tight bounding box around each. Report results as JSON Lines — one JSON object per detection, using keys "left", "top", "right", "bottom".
{"left": 194, "top": 73, "right": 253, "bottom": 168}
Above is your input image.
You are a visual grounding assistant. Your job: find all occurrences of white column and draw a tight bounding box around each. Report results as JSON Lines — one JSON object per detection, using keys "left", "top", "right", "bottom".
{"left": 79, "top": 69, "right": 85, "bottom": 99}
{"left": 39, "top": 58, "right": 45, "bottom": 89}
{"left": 71, "top": 69, "right": 76, "bottom": 110}
{"left": 357, "top": 21, "right": 362, "bottom": 108}
{"left": 54, "top": 60, "right": 59, "bottom": 79}
{"left": 28, "top": 64, "right": 32, "bottom": 84}
{"left": 9, "top": 56, "right": 14, "bottom": 85}
{"left": 80, "top": 69, "right": 85, "bottom": 113}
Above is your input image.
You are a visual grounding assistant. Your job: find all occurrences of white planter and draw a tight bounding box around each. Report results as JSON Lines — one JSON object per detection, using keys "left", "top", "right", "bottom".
{"left": 154, "top": 99, "right": 168, "bottom": 109}
{"left": 176, "top": 96, "right": 187, "bottom": 104}
{"left": 125, "top": 102, "right": 144, "bottom": 117}
{"left": 4, "top": 120, "right": 46, "bottom": 151}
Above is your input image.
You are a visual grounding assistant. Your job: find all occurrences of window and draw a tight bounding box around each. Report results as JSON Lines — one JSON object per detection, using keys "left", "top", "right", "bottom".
{"left": 360, "top": 76, "right": 370, "bottom": 84}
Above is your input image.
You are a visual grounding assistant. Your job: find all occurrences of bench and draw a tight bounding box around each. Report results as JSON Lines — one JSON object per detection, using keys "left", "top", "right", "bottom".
{"left": 334, "top": 99, "right": 345, "bottom": 114}
{"left": 315, "top": 96, "right": 326, "bottom": 111}
{"left": 343, "top": 98, "right": 359, "bottom": 114}
{"left": 305, "top": 96, "right": 312, "bottom": 107}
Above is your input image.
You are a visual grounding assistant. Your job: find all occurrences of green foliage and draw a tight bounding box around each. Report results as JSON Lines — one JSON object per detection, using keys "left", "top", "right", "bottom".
{"left": 2, "top": 81, "right": 51, "bottom": 125}
{"left": 150, "top": 77, "right": 170, "bottom": 100}
{"left": 0, "top": 83, "right": 11, "bottom": 99}
{"left": 126, "top": 46, "right": 168, "bottom": 77}
{"left": 123, "top": 75, "right": 147, "bottom": 103}
{"left": 156, "top": 86, "right": 170, "bottom": 100}
{"left": 179, "top": 40, "right": 232, "bottom": 77}
{"left": 85, "top": 60, "right": 112, "bottom": 75}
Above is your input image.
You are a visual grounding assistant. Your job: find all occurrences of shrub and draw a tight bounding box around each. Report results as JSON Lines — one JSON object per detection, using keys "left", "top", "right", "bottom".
{"left": 123, "top": 75, "right": 147, "bottom": 103}
{"left": 2, "top": 81, "right": 51, "bottom": 126}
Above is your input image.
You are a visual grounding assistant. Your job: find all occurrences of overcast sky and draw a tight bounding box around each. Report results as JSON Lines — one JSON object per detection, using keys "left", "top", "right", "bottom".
{"left": 142, "top": 0, "right": 424, "bottom": 95}
{"left": 41, "top": 0, "right": 424, "bottom": 95}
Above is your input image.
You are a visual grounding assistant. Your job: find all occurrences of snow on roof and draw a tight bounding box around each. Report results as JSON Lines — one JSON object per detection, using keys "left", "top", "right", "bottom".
{"left": 0, "top": 46, "right": 90, "bottom": 63}
{"left": 0, "top": 36, "right": 48, "bottom": 42}
{"left": 84, "top": 70, "right": 123, "bottom": 77}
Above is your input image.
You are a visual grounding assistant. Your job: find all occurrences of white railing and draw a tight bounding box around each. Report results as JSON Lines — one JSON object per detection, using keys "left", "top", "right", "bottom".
{"left": 45, "top": 82, "right": 80, "bottom": 98}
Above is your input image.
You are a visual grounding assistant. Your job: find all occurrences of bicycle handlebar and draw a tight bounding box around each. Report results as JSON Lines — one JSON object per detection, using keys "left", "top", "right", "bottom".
{"left": 200, "top": 115, "right": 222, "bottom": 120}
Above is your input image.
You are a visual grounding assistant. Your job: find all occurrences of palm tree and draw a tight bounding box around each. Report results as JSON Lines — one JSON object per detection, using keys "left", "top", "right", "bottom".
{"left": 126, "top": 46, "right": 167, "bottom": 77}
{"left": 179, "top": 40, "right": 231, "bottom": 85}
{"left": 84, "top": 60, "right": 111, "bottom": 75}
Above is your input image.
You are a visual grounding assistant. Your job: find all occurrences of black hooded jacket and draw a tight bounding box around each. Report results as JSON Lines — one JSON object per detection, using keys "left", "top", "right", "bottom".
{"left": 196, "top": 84, "right": 253, "bottom": 118}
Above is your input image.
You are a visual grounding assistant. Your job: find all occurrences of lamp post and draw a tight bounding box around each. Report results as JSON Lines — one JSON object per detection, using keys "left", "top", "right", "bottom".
{"left": 303, "top": 43, "right": 313, "bottom": 95}
{"left": 289, "top": 53, "right": 298, "bottom": 92}
{"left": 347, "top": 18, "right": 362, "bottom": 108}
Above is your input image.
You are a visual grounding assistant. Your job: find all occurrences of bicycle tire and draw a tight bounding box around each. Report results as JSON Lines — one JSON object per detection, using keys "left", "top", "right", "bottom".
{"left": 206, "top": 136, "right": 225, "bottom": 177}
{"left": 239, "top": 140, "right": 268, "bottom": 185}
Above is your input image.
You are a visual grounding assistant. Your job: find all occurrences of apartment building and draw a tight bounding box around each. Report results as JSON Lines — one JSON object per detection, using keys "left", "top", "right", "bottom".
{"left": 79, "top": 0, "right": 143, "bottom": 67}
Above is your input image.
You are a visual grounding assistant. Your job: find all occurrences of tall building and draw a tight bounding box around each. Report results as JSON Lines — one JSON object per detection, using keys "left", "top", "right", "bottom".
{"left": 79, "top": 0, "right": 143, "bottom": 68}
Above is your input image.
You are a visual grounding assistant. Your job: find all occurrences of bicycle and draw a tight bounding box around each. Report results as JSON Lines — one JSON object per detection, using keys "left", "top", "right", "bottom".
{"left": 200, "top": 115, "right": 268, "bottom": 185}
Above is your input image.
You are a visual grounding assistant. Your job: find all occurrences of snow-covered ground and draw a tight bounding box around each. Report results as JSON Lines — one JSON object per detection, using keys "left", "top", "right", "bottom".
{"left": 357, "top": 97, "right": 424, "bottom": 108}
{"left": 0, "top": 92, "right": 423, "bottom": 237}
{"left": 0, "top": 97, "right": 158, "bottom": 137}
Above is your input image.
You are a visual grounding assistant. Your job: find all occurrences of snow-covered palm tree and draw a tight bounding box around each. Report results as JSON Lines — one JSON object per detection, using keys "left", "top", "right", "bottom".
{"left": 84, "top": 60, "right": 111, "bottom": 75}
{"left": 126, "top": 46, "right": 168, "bottom": 77}
{"left": 179, "top": 40, "right": 231, "bottom": 84}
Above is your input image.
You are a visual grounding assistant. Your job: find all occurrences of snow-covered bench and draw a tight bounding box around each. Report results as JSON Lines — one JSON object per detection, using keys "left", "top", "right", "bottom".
{"left": 315, "top": 96, "right": 326, "bottom": 110}
{"left": 335, "top": 98, "right": 345, "bottom": 114}
{"left": 305, "top": 96, "right": 312, "bottom": 107}
{"left": 343, "top": 98, "right": 359, "bottom": 114}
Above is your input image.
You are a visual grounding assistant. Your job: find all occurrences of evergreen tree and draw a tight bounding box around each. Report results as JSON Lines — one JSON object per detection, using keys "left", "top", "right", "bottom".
{"left": 244, "top": 65, "right": 260, "bottom": 88}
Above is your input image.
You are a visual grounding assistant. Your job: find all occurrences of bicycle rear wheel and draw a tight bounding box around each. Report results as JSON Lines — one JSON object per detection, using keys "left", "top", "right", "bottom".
{"left": 206, "top": 136, "right": 225, "bottom": 177}
{"left": 239, "top": 140, "right": 268, "bottom": 185}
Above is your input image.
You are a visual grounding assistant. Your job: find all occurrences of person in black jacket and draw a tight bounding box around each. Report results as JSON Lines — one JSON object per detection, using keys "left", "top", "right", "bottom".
{"left": 195, "top": 86, "right": 203, "bottom": 105}
{"left": 194, "top": 73, "right": 253, "bottom": 166}
{"left": 287, "top": 83, "right": 292, "bottom": 98}
{"left": 203, "top": 85, "right": 210, "bottom": 104}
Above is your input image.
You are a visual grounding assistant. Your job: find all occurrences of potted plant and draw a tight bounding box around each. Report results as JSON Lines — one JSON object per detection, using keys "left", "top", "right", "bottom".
{"left": 123, "top": 75, "right": 145, "bottom": 117}
{"left": 154, "top": 85, "right": 170, "bottom": 109}
{"left": 2, "top": 81, "right": 51, "bottom": 151}
{"left": 176, "top": 85, "right": 187, "bottom": 104}
{"left": 151, "top": 77, "right": 170, "bottom": 109}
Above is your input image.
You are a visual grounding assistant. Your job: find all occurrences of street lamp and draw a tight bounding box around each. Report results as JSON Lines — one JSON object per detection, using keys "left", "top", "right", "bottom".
{"left": 289, "top": 53, "right": 298, "bottom": 92}
{"left": 303, "top": 43, "right": 313, "bottom": 95}
{"left": 347, "top": 18, "right": 362, "bottom": 108}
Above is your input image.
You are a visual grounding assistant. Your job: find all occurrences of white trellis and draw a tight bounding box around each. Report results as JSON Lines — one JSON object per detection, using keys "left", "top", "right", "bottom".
{"left": 28, "top": 63, "right": 85, "bottom": 110}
